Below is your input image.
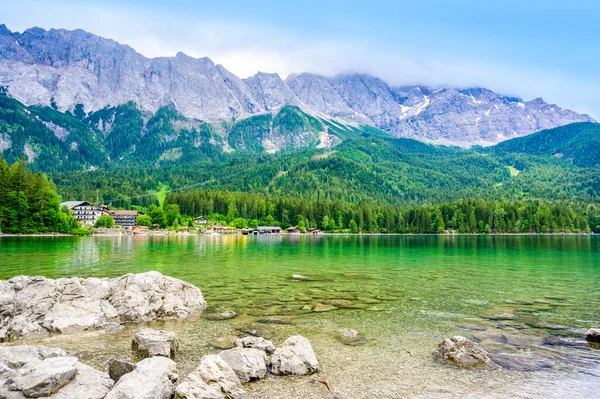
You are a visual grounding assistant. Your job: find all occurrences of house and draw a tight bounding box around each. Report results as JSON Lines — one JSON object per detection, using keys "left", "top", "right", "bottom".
{"left": 195, "top": 216, "right": 208, "bottom": 225}
{"left": 287, "top": 226, "right": 301, "bottom": 234}
{"left": 252, "top": 226, "right": 282, "bottom": 235}
{"left": 110, "top": 210, "right": 140, "bottom": 228}
{"left": 60, "top": 201, "right": 105, "bottom": 226}
{"left": 132, "top": 225, "right": 149, "bottom": 235}
{"left": 212, "top": 225, "right": 237, "bottom": 233}
{"left": 307, "top": 228, "right": 321, "bottom": 235}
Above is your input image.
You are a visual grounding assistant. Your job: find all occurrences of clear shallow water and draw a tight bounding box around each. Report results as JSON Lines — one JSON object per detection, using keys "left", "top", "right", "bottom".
{"left": 1, "top": 235, "right": 599, "bottom": 398}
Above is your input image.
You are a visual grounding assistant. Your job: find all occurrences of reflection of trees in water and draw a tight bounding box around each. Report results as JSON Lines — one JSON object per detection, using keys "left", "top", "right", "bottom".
{"left": 68, "top": 238, "right": 100, "bottom": 272}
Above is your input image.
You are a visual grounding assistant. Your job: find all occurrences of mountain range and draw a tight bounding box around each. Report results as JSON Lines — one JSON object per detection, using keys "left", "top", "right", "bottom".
{"left": 0, "top": 24, "right": 594, "bottom": 149}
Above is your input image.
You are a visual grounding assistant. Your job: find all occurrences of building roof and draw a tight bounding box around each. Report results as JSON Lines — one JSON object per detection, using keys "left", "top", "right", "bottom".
{"left": 60, "top": 201, "right": 94, "bottom": 209}
{"left": 111, "top": 210, "right": 139, "bottom": 216}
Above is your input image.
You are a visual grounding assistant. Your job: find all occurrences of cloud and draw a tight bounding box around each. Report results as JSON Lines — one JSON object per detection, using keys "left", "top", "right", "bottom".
{"left": 1, "top": 0, "right": 598, "bottom": 118}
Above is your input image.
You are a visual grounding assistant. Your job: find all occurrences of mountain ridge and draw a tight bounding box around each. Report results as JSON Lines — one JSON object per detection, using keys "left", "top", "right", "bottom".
{"left": 0, "top": 24, "right": 594, "bottom": 147}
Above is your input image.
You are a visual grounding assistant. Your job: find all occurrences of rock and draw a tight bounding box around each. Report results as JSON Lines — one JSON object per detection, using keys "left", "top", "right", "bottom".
{"left": 270, "top": 336, "right": 319, "bottom": 375}
{"left": 210, "top": 335, "right": 239, "bottom": 350}
{"left": 0, "top": 272, "right": 206, "bottom": 340}
{"left": 312, "top": 303, "right": 336, "bottom": 312}
{"left": 12, "top": 356, "right": 78, "bottom": 397}
{"left": 234, "top": 336, "right": 276, "bottom": 355}
{"left": 205, "top": 311, "right": 238, "bottom": 321}
{"left": 585, "top": 328, "right": 600, "bottom": 343}
{"left": 237, "top": 324, "right": 275, "bottom": 339}
{"left": 132, "top": 329, "right": 179, "bottom": 360}
{"left": 105, "top": 356, "right": 178, "bottom": 399}
{"left": 336, "top": 328, "right": 364, "bottom": 346}
{"left": 0, "top": 345, "right": 112, "bottom": 399}
{"left": 219, "top": 348, "right": 267, "bottom": 384}
{"left": 435, "top": 336, "right": 491, "bottom": 368}
{"left": 291, "top": 275, "right": 311, "bottom": 281}
{"left": 175, "top": 355, "right": 249, "bottom": 399}
{"left": 107, "top": 359, "right": 136, "bottom": 382}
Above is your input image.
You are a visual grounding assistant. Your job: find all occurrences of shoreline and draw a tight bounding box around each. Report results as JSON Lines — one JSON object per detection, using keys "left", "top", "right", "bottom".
{"left": 1, "top": 232, "right": 597, "bottom": 238}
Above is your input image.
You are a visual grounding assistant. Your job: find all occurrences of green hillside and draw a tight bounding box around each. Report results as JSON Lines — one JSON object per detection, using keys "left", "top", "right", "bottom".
{"left": 489, "top": 122, "right": 600, "bottom": 167}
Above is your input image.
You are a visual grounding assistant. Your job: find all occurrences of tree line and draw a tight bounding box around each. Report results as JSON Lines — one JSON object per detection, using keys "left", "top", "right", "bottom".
{"left": 166, "top": 189, "right": 600, "bottom": 234}
{"left": 0, "top": 156, "right": 85, "bottom": 234}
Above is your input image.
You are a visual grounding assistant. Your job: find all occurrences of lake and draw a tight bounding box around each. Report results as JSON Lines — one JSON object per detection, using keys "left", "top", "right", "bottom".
{"left": 1, "top": 234, "right": 599, "bottom": 398}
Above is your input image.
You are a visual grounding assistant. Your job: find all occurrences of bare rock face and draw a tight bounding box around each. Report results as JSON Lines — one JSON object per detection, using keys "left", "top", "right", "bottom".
{"left": 0, "top": 272, "right": 206, "bottom": 341}
{"left": 270, "top": 335, "right": 319, "bottom": 376}
{"left": 585, "top": 328, "right": 600, "bottom": 343}
{"left": 234, "top": 336, "right": 276, "bottom": 355}
{"left": 0, "top": 345, "right": 113, "bottom": 399}
{"left": 105, "top": 356, "right": 178, "bottom": 399}
{"left": 435, "top": 336, "right": 491, "bottom": 368}
{"left": 175, "top": 355, "right": 250, "bottom": 399}
{"left": 218, "top": 348, "right": 267, "bottom": 384}
{"left": 132, "top": 329, "right": 179, "bottom": 360}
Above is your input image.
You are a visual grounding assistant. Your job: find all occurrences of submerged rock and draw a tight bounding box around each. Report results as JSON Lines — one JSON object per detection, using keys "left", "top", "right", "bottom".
{"left": 205, "top": 310, "right": 238, "bottom": 321}
{"left": 219, "top": 348, "right": 267, "bottom": 384}
{"left": 210, "top": 335, "right": 240, "bottom": 350}
{"left": 435, "top": 336, "right": 491, "bottom": 368}
{"left": 270, "top": 336, "right": 319, "bottom": 376}
{"left": 0, "top": 272, "right": 206, "bottom": 341}
{"left": 106, "top": 356, "right": 178, "bottom": 399}
{"left": 585, "top": 328, "right": 600, "bottom": 343}
{"left": 107, "top": 358, "right": 136, "bottom": 383}
{"left": 336, "top": 328, "right": 364, "bottom": 346}
{"left": 0, "top": 345, "right": 112, "bottom": 399}
{"left": 132, "top": 329, "right": 179, "bottom": 360}
{"left": 175, "top": 355, "right": 250, "bottom": 399}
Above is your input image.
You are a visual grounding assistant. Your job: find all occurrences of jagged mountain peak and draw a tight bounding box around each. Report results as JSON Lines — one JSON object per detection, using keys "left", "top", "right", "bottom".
{"left": 0, "top": 25, "right": 594, "bottom": 146}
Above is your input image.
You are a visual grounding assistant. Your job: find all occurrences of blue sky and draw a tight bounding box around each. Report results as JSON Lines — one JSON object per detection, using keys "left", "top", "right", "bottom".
{"left": 2, "top": 0, "right": 600, "bottom": 117}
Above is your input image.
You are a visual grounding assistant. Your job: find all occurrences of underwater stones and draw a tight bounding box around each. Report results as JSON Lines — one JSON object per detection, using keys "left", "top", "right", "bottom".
{"left": 237, "top": 324, "right": 275, "bottom": 339}
{"left": 312, "top": 303, "right": 336, "bottom": 312}
{"left": 435, "top": 336, "right": 491, "bottom": 368}
{"left": 132, "top": 329, "right": 179, "bottom": 360}
{"left": 336, "top": 328, "right": 364, "bottom": 346}
{"left": 0, "top": 272, "right": 206, "bottom": 341}
{"left": 210, "top": 335, "right": 240, "bottom": 350}
{"left": 585, "top": 328, "right": 600, "bottom": 343}
{"left": 234, "top": 337, "right": 276, "bottom": 355}
{"left": 270, "top": 336, "right": 319, "bottom": 376}
{"left": 205, "top": 310, "right": 238, "bottom": 321}
{"left": 219, "top": 348, "right": 267, "bottom": 384}
{"left": 107, "top": 359, "right": 136, "bottom": 383}
{"left": 291, "top": 274, "right": 312, "bottom": 281}
{"left": 106, "top": 356, "right": 178, "bottom": 399}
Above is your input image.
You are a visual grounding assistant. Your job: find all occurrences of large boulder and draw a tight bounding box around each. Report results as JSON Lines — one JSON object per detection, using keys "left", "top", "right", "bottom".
{"left": 0, "top": 272, "right": 206, "bottom": 340}
{"left": 105, "top": 356, "right": 178, "bottom": 399}
{"left": 585, "top": 328, "right": 600, "bottom": 343}
{"left": 234, "top": 337, "right": 275, "bottom": 355}
{"left": 175, "top": 355, "right": 250, "bottom": 399}
{"left": 435, "top": 336, "right": 491, "bottom": 368}
{"left": 0, "top": 345, "right": 112, "bottom": 399}
{"left": 270, "top": 336, "right": 319, "bottom": 376}
{"left": 132, "top": 329, "right": 179, "bottom": 360}
{"left": 218, "top": 348, "right": 267, "bottom": 384}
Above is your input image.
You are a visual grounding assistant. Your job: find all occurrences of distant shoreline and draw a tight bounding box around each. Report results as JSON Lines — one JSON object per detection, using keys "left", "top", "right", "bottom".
{"left": 1, "top": 232, "right": 596, "bottom": 237}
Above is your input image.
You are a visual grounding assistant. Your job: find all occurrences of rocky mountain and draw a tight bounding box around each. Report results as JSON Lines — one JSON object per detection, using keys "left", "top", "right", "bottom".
{"left": 0, "top": 24, "right": 594, "bottom": 147}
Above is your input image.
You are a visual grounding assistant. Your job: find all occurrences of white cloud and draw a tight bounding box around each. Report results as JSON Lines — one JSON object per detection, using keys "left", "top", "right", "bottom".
{"left": 1, "top": 0, "right": 599, "bottom": 118}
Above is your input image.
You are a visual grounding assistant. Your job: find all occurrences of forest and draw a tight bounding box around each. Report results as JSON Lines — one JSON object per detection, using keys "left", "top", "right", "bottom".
{"left": 0, "top": 156, "right": 85, "bottom": 234}
{"left": 165, "top": 189, "right": 600, "bottom": 234}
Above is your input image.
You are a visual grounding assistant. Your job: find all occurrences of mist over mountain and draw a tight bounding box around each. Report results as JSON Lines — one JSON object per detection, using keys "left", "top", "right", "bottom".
{"left": 0, "top": 24, "right": 593, "bottom": 147}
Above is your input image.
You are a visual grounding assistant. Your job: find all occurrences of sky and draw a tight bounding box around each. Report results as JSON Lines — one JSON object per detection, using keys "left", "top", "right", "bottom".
{"left": 1, "top": 0, "right": 600, "bottom": 118}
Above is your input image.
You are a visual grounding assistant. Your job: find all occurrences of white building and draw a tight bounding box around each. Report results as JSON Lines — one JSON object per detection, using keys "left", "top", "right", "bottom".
{"left": 60, "top": 201, "right": 105, "bottom": 226}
